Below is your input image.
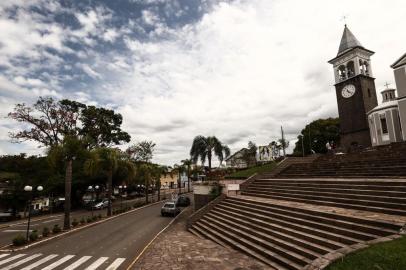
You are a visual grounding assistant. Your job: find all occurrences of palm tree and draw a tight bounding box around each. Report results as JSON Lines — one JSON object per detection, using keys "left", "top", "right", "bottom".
{"left": 48, "top": 136, "right": 86, "bottom": 230}
{"left": 173, "top": 164, "right": 184, "bottom": 194}
{"left": 151, "top": 165, "right": 168, "bottom": 201}
{"left": 181, "top": 159, "right": 192, "bottom": 192}
{"left": 218, "top": 145, "right": 231, "bottom": 166}
{"left": 137, "top": 163, "right": 154, "bottom": 204}
{"left": 190, "top": 135, "right": 229, "bottom": 170}
{"left": 84, "top": 148, "right": 135, "bottom": 216}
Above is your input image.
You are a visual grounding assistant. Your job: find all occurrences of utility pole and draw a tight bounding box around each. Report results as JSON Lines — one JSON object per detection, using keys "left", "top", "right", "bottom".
{"left": 281, "top": 126, "right": 286, "bottom": 157}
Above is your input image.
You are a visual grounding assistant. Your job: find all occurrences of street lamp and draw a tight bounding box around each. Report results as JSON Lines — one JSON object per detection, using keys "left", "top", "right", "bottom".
{"left": 118, "top": 185, "right": 127, "bottom": 210}
{"left": 24, "top": 185, "right": 43, "bottom": 241}
{"left": 88, "top": 185, "right": 99, "bottom": 216}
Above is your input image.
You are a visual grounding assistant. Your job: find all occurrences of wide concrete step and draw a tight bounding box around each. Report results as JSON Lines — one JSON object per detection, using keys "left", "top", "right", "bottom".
{"left": 202, "top": 214, "right": 313, "bottom": 266}
{"left": 225, "top": 197, "right": 400, "bottom": 235}
{"left": 252, "top": 179, "right": 406, "bottom": 186}
{"left": 241, "top": 191, "right": 406, "bottom": 216}
{"left": 244, "top": 186, "right": 406, "bottom": 204}
{"left": 209, "top": 209, "right": 333, "bottom": 255}
{"left": 216, "top": 203, "right": 363, "bottom": 245}
{"left": 242, "top": 189, "right": 406, "bottom": 209}
{"left": 220, "top": 201, "right": 380, "bottom": 241}
{"left": 192, "top": 222, "right": 282, "bottom": 269}
{"left": 250, "top": 182, "right": 406, "bottom": 192}
{"left": 197, "top": 219, "right": 299, "bottom": 269}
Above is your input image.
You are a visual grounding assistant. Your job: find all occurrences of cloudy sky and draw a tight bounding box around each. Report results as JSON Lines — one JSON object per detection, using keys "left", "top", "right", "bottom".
{"left": 0, "top": 0, "right": 405, "bottom": 166}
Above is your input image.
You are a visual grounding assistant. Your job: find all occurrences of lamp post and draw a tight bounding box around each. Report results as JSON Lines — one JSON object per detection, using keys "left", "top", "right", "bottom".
{"left": 24, "top": 185, "right": 43, "bottom": 241}
{"left": 88, "top": 185, "right": 99, "bottom": 217}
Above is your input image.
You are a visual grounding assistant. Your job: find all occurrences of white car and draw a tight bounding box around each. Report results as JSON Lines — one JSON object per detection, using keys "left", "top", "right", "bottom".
{"left": 93, "top": 199, "right": 109, "bottom": 209}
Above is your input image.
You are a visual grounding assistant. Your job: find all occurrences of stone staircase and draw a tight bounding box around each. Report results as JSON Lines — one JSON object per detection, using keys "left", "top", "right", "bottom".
{"left": 242, "top": 179, "right": 406, "bottom": 216}
{"left": 277, "top": 143, "right": 406, "bottom": 179}
{"left": 188, "top": 196, "right": 404, "bottom": 270}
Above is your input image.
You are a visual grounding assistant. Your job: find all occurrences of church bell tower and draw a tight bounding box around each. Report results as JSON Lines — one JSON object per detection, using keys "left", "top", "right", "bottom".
{"left": 328, "top": 25, "right": 378, "bottom": 151}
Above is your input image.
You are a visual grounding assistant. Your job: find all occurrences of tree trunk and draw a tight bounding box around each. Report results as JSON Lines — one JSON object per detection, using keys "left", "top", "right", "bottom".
{"left": 107, "top": 169, "right": 113, "bottom": 216}
{"left": 63, "top": 159, "right": 72, "bottom": 230}
{"left": 178, "top": 171, "right": 181, "bottom": 194}
{"left": 208, "top": 151, "right": 212, "bottom": 171}
{"left": 145, "top": 176, "right": 149, "bottom": 204}
{"left": 187, "top": 168, "right": 190, "bottom": 192}
{"left": 157, "top": 182, "right": 161, "bottom": 201}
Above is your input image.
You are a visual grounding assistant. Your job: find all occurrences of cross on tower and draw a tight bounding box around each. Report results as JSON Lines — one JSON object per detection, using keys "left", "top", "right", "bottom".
{"left": 341, "top": 15, "right": 348, "bottom": 25}
{"left": 384, "top": 82, "right": 391, "bottom": 89}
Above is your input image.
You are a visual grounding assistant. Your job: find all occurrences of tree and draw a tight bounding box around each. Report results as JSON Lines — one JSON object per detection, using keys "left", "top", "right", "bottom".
{"left": 190, "top": 136, "right": 229, "bottom": 170}
{"left": 48, "top": 136, "right": 87, "bottom": 229}
{"left": 150, "top": 165, "right": 168, "bottom": 201}
{"left": 137, "top": 163, "right": 154, "bottom": 204}
{"left": 218, "top": 145, "right": 231, "bottom": 166}
{"left": 293, "top": 118, "right": 340, "bottom": 155}
{"left": 181, "top": 159, "right": 192, "bottom": 192}
{"left": 173, "top": 164, "right": 185, "bottom": 194}
{"left": 8, "top": 97, "right": 132, "bottom": 226}
{"left": 84, "top": 148, "right": 135, "bottom": 216}
{"left": 126, "top": 141, "right": 156, "bottom": 163}
{"left": 278, "top": 138, "right": 289, "bottom": 157}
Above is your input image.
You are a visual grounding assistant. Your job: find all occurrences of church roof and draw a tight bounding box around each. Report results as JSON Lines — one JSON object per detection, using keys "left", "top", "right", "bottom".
{"left": 391, "top": 53, "right": 406, "bottom": 69}
{"left": 337, "top": 25, "right": 364, "bottom": 56}
{"left": 367, "top": 100, "right": 398, "bottom": 115}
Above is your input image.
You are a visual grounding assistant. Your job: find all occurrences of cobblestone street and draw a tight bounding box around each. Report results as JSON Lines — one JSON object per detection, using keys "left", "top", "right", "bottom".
{"left": 133, "top": 207, "right": 269, "bottom": 270}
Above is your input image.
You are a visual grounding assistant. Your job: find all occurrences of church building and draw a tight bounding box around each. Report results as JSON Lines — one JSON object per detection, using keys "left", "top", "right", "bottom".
{"left": 329, "top": 25, "right": 406, "bottom": 150}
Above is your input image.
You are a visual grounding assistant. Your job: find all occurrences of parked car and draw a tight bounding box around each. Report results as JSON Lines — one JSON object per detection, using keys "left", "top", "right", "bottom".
{"left": 93, "top": 199, "right": 109, "bottom": 210}
{"left": 176, "top": 195, "right": 191, "bottom": 207}
{"left": 161, "top": 202, "right": 180, "bottom": 217}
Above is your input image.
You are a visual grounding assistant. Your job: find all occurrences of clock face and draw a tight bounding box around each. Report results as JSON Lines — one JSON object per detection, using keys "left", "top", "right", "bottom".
{"left": 341, "top": 84, "right": 356, "bottom": 98}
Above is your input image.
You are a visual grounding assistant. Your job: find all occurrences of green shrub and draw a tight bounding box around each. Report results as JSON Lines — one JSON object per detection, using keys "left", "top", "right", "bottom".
{"left": 86, "top": 217, "right": 92, "bottom": 223}
{"left": 80, "top": 217, "right": 86, "bottom": 224}
{"left": 42, "top": 227, "right": 50, "bottom": 237}
{"left": 12, "top": 234, "right": 27, "bottom": 246}
{"left": 97, "top": 214, "right": 102, "bottom": 219}
{"left": 52, "top": 224, "right": 61, "bottom": 234}
{"left": 92, "top": 215, "right": 97, "bottom": 221}
{"left": 71, "top": 219, "right": 79, "bottom": 227}
{"left": 29, "top": 230, "right": 38, "bottom": 241}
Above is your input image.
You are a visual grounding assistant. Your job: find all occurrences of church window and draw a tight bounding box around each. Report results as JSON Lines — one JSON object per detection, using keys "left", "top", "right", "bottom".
{"left": 346, "top": 61, "right": 355, "bottom": 78}
{"left": 367, "top": 88, "right": 371, "bottom": 97}
{"left": 380, "top": 115, "right": 388, "bottom": 134}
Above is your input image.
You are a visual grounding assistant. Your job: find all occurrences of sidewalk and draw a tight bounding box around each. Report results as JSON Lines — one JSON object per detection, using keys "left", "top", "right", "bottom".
{"left": 133, "top": 207, "right": 269, "bottom": 270}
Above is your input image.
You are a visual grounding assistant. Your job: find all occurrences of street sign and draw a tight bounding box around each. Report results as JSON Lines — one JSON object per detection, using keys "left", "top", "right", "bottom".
{"left": 228, "top": 184, "right": 240, "bottom": 191}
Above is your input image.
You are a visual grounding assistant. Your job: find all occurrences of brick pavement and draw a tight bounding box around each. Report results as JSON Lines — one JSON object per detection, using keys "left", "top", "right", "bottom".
{"left": 133, "top": 207, "right": 270, "bottom": 270}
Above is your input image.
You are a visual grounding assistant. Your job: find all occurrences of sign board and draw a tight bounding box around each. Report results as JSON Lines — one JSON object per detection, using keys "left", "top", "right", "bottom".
{"left": 228, "top": 184, "right": 240, "bottom": 191}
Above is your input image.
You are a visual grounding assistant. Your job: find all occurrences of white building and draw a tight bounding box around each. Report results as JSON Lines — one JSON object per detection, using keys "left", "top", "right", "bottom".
{"left": 368, "top": 53, "right": 406, "bottom": 146}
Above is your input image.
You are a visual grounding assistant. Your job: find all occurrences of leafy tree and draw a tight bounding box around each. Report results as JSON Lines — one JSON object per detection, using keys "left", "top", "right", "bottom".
{"left": 190, "top": 136, "right": 229, "bottom": 170}
{"left": 136, "top": 163, "right": 154, "bottom": 204}
{"left": 126, "top": 141, "right": 156, "bottom": 163}
{"left": 218, "top": 145, "right": 231, "bottom": 166}
{"left": 293, "top": 118, "right": 340, "bottom": 155}
{"left": 150, "top": 165, "right": 168, "bottom": 201}
{"left": 84, "top": 148, "right": 135, "bottom": 216}
{"left": 8, "top": 97, "right": 131, "bottom": 225}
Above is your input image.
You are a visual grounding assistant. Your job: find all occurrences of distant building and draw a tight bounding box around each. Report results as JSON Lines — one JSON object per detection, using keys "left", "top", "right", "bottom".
{"left": 225, "top": 148, "right": 255, "bottom": 168}
{"left": 160, "top": 170, "right": 188, "bottom": 189}
{"left": 367, "top": 53, "right": 406, "bottom": 145}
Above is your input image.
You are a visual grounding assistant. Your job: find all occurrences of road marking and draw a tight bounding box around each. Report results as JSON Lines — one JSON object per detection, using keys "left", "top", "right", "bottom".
{"left": 41, "top": 218, "right": 61, "bottom": 224}
{"left": 84, "top": 257, "right": 108, "bottom": 270}
{"left": 2, "top": 253, "right": 42, "bottom": 270}
{"left": 21, "top": 254, "right": 58, "bottom": 270}
{"left": 42, "top": 255, "right": 75, "bottom": 270}
{"left": 106, "top": 258, "right": 126, "bottom": 270}
{"left": 2, "top": 229, "right": 33, "bottom": 233}
{"left": 0, "top": 253, "right": 10, "bottom": 259}
{"left": 0, "top": 253, "right": 26, "bottom": 266}
{"left": 63, "top": 256, "right": 92, "bottom": 270}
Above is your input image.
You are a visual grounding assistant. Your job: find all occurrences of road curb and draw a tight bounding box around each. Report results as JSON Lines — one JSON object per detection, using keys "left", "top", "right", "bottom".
{"left": 0, "top": 199, "right": 167, "bottom": 253}
{"left": 125, "top": 206, "right": 189, "bottom": 270}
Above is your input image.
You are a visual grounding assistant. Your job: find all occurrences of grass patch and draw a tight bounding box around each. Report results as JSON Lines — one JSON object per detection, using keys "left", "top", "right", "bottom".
{"left": 325, "top": 236, "right": 406, "bottom": 270}
{"left": 226, "top": 162, "right": 277, "bottom": 179}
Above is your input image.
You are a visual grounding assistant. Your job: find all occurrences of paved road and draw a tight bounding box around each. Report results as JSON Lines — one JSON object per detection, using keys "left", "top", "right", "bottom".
{"left": 0, "top": 188, "right": 188, "bottom": 248}
{"left": 0, "top": 194, "right": 191, "bottom": 269}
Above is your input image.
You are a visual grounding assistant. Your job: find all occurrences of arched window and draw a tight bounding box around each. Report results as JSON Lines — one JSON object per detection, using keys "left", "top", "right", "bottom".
{"left": 363, "top": 61, "right": 369, "bottom": 76}
{"left": 338, "top": 65, "right": 346, "bottom": 81}
{"left": 346, "top": 61, "right": 355, "bottom": 78}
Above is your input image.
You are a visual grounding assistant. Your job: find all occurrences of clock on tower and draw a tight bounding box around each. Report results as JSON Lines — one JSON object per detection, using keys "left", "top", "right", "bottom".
{"left": 328, "top": 25, "right": 378, "bottom": 151}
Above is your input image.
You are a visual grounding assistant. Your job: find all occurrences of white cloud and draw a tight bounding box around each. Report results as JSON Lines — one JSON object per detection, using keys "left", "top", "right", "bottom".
{"left": 1, "top": 0, "right": 406, "bottom": 167}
